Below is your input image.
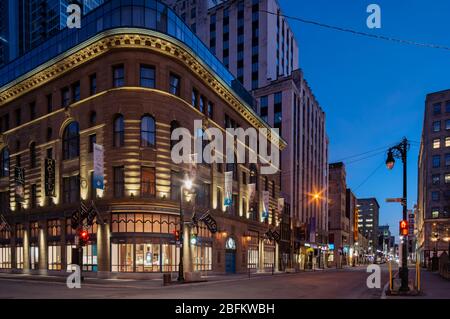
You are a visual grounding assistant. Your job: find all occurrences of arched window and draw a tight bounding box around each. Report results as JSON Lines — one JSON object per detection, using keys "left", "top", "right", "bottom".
{"left": 89, "top": 111, "right": 97, "bottom": 126}
{"left": 113, "top": 114, "right": 124, "bottom": 147}
{"left": 63, "top": 122, "right": 80, "bottom": 160}
{"left": 0, "top": 148, "right": 9, "bottom": 177}
{"left": 140, "top": 115, "right": 155, "bottom": 147}
{"left": 29, "top": 142, "right": 36, "bottom": 168}
{"left": 170, "top": 120, "right": 180, "bottom": 151}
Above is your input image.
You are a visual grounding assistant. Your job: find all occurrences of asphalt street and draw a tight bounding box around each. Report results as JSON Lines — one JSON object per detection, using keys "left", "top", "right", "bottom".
{"left": 0, "top": 266, "right": 389, "bottom": 299}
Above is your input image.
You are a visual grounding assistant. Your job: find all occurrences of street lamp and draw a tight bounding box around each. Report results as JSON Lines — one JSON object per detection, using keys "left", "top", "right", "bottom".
{"left": 178, "top": 177, "right": 193, "bottom": 282}
{"left": 385, "top": 137, "right": 410, "bottom": 292}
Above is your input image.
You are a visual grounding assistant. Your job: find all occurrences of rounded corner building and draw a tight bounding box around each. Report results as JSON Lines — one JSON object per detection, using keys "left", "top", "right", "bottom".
{"left": 0, "top": 1, "right": 286, "bottom": 279}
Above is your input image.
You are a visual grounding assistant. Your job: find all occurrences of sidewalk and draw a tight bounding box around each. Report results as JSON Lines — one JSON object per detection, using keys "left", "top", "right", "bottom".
{"left": 419, "top": 270, "right": 450, "bottom": 299}
{"left": 384, "top": 268, "right": 450, "bottom": 299}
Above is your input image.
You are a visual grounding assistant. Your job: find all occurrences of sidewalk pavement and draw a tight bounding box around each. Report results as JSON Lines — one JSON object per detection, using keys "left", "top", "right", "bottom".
{"left": 384, "top": 268, "right": 450, "bottom": 299}
{"left": 418, "top": 270, "right": 450, "bottom": 299}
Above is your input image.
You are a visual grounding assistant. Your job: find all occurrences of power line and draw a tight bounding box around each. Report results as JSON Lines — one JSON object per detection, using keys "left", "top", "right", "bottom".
{"left": 354, "top": 160, "right": 385, "bottom": 192}
{"left": 261, "top": 10, "right": 450, "bottom": 52}
{"left": 332, "top": 143, "right": 396, "bottom": 163}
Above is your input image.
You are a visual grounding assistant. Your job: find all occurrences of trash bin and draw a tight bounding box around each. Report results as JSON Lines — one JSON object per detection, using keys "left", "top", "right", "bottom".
{"left": 163, "top": 274, "right": 171, "bottom": 286}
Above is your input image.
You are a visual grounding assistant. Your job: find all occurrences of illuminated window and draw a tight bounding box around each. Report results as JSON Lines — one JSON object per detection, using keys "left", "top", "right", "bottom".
{"left": 140, "top": 65, "right": 155, "bottom": 88}
{"left": 0, "top": 147, "right": 9, "bottom": 177}
{"left": 432, "top": 174, "right": 440, "bottom": 185}
{"left": 445, "top": 173, "right": 450, "bottom": 184}
{"left": 47, "top": 245, "right": 62, "bottom": 270}
{"left": 140, "top": 115, "right": 155, "bottom": 147}
{"left": 433, "top": 138, "right": 441, "bottom": 149}
{"left": 431, "top": 208, "right": 439, "bottom": 218}
{"left": 113, "top": 65, "right": 124, "bottom": 87}
{"left": 113, "top": 114, "right": 124, "bottom": 147}
{"left": 62, "top": 122, "right": 80, "bottom": 160}
{"left": 446, "top": 137, "right": 450, "bottom": 147}
{"left": 141, "top": 167, "right": 156, "bottom": 198}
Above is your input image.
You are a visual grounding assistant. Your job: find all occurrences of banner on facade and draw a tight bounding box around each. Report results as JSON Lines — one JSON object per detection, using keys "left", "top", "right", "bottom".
{"left": 272, "top": 228, "right": 281, "bottom": 243}
{"left": 248, "top": 183, "right": 256, "bottom": 212}
{"left": 277, "top": 198, "right": 285, "bottom": 214}
{"left": 262, "top": 191, "right": 270, "bottom": 221}
{"left": 44, "top": 158, "right": 56, "bottom": 197}
{"left": 224, "top": 171, "right": 233, "bottom": 206}
{"left": 309, "top": 217, "right": 316, "bottom": 243}
{"left": 199, "top": 211, "right": 218, "bottom": 233}
{"left": 0, "top": 214, "right": 11, "bottom": 232}
{"left": 265, "top": 228, "right": 274, "bottom": 240}
{"left": 14, "top": 166, "right": 25, "bottom": 202}
{"left": 93, "top": 143, "right": 104, "bottom": 190}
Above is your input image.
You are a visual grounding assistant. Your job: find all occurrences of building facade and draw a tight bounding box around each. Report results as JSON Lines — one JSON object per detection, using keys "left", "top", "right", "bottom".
{"left": 166, "top": 0, "right": 300, "bottom": 90}
{"left": 164, "top": 0, "right": 329, "bottom": 271}
{"left": 357, "top": 198, "right": 380, "bottom": 254}
{"left": 417, "top": 89, "right": 450, "bottom": 268}
{"left": 328, "top": 162, "right": 351, "bottom": 267}
{"left": 0, "top": 1, "right": 286, "bottom": 277}
{"left": 252, "top": 70, "right": 329, "bottom": 270}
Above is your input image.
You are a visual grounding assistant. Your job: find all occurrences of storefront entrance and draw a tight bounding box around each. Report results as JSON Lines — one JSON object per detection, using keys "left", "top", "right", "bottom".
{"left": 225, "top": 251, "right": 236, "bottom": 273}
{"left": 225, "top": 237, "right": 236, "bottom": 274}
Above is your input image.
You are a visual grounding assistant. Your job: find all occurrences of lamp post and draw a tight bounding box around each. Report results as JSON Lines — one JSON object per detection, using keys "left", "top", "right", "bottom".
{"left": 178, "top": 178, "right": 193, "bottom": 282}
{"left": 385, "top": 137, "right": 410, "bottom": 292}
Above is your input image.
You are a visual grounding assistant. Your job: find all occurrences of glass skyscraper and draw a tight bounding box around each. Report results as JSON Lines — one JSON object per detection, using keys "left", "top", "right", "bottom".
{"left": 0, "top": 0, "right": 104, "bottom": 66}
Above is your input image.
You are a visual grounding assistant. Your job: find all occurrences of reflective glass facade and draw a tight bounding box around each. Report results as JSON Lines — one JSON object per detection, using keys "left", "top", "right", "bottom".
{"left": 0, "top": 0, "right": 254, "bottom": 109}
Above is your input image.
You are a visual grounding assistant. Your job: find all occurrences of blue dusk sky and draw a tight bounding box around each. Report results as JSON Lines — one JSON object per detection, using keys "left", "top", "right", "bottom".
{"left": 278, "top": 0, "right": 450, "bottom": 238}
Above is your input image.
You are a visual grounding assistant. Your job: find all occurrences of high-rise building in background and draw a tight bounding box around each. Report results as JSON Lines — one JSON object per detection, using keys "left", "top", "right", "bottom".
{"left": 0, "top": 0, "right": 104, "bottom": 66}
{"left": 164, "top": 0, "right": 329, "bottom": 270}
{"left": 166, "top": 0, "right": 299, "bottom": 90}
{"left": 377, "top": 225, "right": 393, "bottom": 256}
{"left": 357, "top": 198, "right": 380, "bottom": 253}
{"left": 417, "top": 89, "right": 450, "bottom": 268}
{"left": 328, "top": 162, "right": 351, "bottom": 267}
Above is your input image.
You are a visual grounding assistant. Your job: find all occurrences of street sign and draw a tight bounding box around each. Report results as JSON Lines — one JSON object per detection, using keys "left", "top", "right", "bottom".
{"left": 386, "top": 198, "right": 403, "bottom": 203}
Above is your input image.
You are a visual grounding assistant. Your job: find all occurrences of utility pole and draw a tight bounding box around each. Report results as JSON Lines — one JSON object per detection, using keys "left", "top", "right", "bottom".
{"left": 386, "top": 137, "right": 410, "bottom": 292}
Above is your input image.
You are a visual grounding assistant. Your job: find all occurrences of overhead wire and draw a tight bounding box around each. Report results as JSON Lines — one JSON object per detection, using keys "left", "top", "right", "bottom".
{"left": 260, "top": 10, "right": 450, "bottom": 52}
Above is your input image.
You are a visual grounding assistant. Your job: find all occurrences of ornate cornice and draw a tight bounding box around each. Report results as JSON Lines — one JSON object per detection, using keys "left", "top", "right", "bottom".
{"left": 0, "top": 28, "right": 286, "bottom": 150}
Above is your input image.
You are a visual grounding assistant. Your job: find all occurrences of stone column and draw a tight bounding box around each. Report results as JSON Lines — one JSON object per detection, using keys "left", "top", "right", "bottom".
{"left": 38, "top": 221, "right": 47, "bottom": 274}
{"left": 275, "top": 242, "right": 280, "bottom": 272}
{"left": 184, "top": 224, "right": 193, "bottom": 274}
{"left": 97, "top": 223, "right": 110, "bottom": 278}
{"left": 23, "top": 225, "right": 30, "bottom": 273}
{"left": 60, "top": 217, "right": 67, "bottom": 271}
{"left": 258, "top": 238, "right": 264, "bottom": 273}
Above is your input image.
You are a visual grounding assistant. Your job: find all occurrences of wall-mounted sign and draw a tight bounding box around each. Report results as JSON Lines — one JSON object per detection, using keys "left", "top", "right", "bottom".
{"left": 14, "top": 166, "right": 25, "bottom": 201}
{"left": 262, "top": 191, "right": 270, "bottom": 221}
{"left": 44, "top": 158, "right": 56, "bottom": 197}
{"left": 224, "top": 171, "right": 233, "bottom": 206}
{"left": 248, "top": 183, "right": 256, "bottom": 212}
{"left": 93, "top": 143, "right": 104, "bottom": 190}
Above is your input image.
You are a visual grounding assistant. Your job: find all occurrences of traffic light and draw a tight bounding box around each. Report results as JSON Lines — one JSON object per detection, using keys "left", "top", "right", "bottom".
{"left": 79, "top": 229, "right": 90, "bottom": 246}
{"left": 173, "top": 230, "right": 180, "bottom": 242}
{"left": 399, "top": 220, "right": 408, "bottom": 236}
{"left": 190, "top": 233, "right": 198, "bottom": 245}
{"left": 86, "top": 206, "right": 96, "bottom": 226}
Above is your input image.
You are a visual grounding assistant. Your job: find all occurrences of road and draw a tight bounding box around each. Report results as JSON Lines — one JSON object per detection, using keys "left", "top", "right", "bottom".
{"left": 0, "top": 266, "right": 389, "bottom": 299}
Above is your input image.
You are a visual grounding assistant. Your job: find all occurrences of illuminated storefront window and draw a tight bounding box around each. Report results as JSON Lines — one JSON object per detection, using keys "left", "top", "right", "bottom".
{"left": 264, "top": 239, "right": 275, "bottom": 269}
{"left": 0, "top": 246, "right": 11, "bottom": 269}
{"left": 111, "top": 243, "right": 134, "bottom": 272}
{"left": 16, "top": 246, "right": 24, "bottom": 269}
{"left": 193, "top": 244, "right": 212, "bottom": 271}
{"left": 30, "top": 244, "right": 39, "bottom": 270}
{"left": 48, "top": 245, "right": 62, "bottom": 270}
{"left": 66, "top": 244, "right": 98, "bottom": 271}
